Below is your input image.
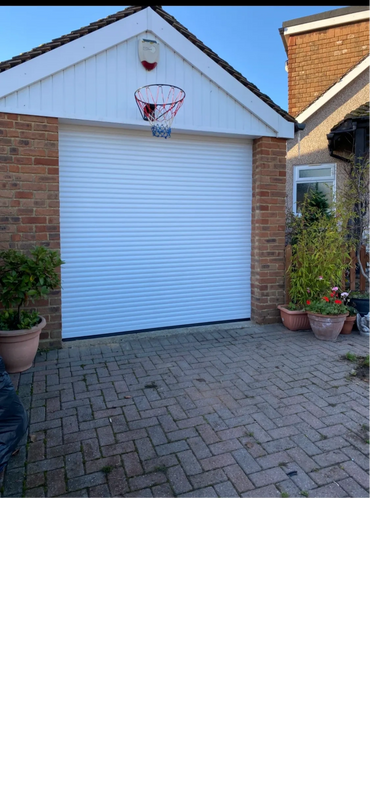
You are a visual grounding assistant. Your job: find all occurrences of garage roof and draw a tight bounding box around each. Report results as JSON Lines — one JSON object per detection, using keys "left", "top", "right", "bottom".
{"left": 0, "top": 4, "right": 296, "bottom": 126}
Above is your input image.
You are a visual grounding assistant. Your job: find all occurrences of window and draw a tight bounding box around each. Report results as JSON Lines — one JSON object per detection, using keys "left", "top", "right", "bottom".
{"left": 293, "top": 164, "right": 336, "bottom": 214}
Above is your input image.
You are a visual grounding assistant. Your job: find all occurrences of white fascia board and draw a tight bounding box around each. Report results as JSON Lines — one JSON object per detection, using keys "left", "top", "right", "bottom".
{"left": 284, "top": 9, "right": 369, "bottom": 36}
{"left": 296, "top": 55, "right": 370, "bottom": 123}
{"left": 147, "top": 8, "right": 293, "bottom": 138}
{"left": 0, "top": 8, "right": 150, "bottom": 97}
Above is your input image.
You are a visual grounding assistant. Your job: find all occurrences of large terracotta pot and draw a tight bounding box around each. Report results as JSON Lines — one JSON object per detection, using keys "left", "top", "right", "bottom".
{"left": 307, "top": 312, "right": 347, "bottom": 342}
{"left": 277, "top": 305, "right": 311, "bottom": 331}
{"left": 0, "top": 317, "right": 46, "bottom": 373}
{"left": 340, "top": 314, "right": 356, "bottom": 335}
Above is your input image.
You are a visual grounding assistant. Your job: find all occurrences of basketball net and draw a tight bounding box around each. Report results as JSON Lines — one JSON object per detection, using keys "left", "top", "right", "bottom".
{"left": 134, "top": 84, "right": 186, "bottom": 139}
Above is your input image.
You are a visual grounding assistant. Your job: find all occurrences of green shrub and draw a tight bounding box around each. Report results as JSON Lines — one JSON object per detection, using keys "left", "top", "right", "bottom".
{"left": 0, "top": 246, "right": 62, "bottom": 330}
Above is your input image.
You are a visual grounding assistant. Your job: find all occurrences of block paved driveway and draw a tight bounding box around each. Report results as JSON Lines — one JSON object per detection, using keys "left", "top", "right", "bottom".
{"left": 1, "top": 322, "right": 369, "bottom": 498}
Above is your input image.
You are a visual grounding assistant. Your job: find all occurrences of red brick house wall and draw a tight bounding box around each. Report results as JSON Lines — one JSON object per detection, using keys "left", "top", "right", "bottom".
{"left": 0, "top": 112, "right": 61, "bottom": 348}
{"left": 250, "top": 137, "right": 287, "bottom": 324}
{"left": 288, "top": 19, "right": 369, "bottom": 117}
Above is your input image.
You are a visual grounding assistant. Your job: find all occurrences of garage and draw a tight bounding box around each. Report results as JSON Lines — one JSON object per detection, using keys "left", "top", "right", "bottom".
{"left": 59, "top": 125, "right": 252, "bottom": 339}
{"left": 0, "top": 4, "right": 295, "bottom": 348}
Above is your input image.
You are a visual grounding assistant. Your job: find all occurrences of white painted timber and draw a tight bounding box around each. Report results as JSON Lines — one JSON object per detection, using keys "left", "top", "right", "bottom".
{"left": 59, "top": 124, "right": 252, "bottom": 338}
{"left": 283, "top": 8, "right": 369, "bottom": 36}
{"left": 0, "top": 7, "right": 293, "bottom": 138}
{"left": 0, "top": 36, "right": 275, "bottom": 137}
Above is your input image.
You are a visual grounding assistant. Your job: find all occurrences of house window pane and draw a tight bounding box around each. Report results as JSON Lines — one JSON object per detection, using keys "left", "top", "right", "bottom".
{"left": 298, "top": 167, "right": 332, "bottom": 179}
{"left": 296, "top": 181, "right": 334, "bottom": 209}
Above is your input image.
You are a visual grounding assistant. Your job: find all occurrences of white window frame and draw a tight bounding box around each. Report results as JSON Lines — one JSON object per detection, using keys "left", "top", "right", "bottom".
{"left": 293, "top": 163, "right": 336, "bottom": 214}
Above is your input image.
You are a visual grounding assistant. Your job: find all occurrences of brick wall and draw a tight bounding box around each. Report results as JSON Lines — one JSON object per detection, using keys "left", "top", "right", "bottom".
{"left": 288, "top": 19, "right": 369, "bottom": 117}
{"left": 250, "top": 137, "right": 287, "bottom": 324}
{"left": 0, "top": 112, "right": 61, "bottom": 348}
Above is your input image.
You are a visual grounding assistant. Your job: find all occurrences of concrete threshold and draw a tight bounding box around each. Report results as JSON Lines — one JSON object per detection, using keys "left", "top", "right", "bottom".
{"left": 61, "top": 320, "right": 263, "bottom": 348}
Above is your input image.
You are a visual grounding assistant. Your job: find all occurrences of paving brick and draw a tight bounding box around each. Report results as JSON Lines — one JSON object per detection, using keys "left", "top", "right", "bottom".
{"left": 122, "top": 452, "right": 143, "bottom": 478}
{"left": 155, "top": 440, "right": 190, "bottom": 457}
{"left": 135, "top": 436, "right": 156, "bottom": 462}
{"left": 223, "top": 463, "right": 254, "bottom": 493}
{"left": 26, "top": 471, "right": 45, "bottom": 489}
{"left": 85, "top": 455, "right": 121, "bottom": 474}
{"left": 167, "top": 427, "right": 197, "bottom": 442}
{"left": 31, "top": 406, "right": 46, "bottom": 424}
{"left": 308, "top": 482, "right": 349, "bottom": 498}
{"left": 209, "top": 438, "right": 242, "bottom": 456}
{"left": 89, "top": 484, "right": 111, "bottom": 498}
{"left": 191, "top": 468, "right": 227, "bottom": 490}
{"left": 290, "top": 434, "right": 321, "bottom": 456}
{"left": 167, "top": 465, "right": 192, "bottom": 494}
{"left": 28, "top": 456, "right": 64, "bottom": 475}
{"left": 341, "top": 461, "right": 369, "bottom": 491}
{"left": 62, "top": 414, "right": 79, "bottom": 435}
{"left": 214, "top": 481, "right": 240, "bottom": 497}
{"left": 178, "top": 487, "right": 218, "bottom": 497}
{"left": 284, "top": 447, "right": 319, "bottom": 472}
{"left": 67, "top": 472, "right": 106, "bottom": 492}
{"left": 97, "top": 425, "right": 115, "bottom": 447}
{"left": 314, "top": 450, "right": 351, "bottom": 468}
{"left": 200, "top": 452, "right": 236, "bottom": 471}
{"left": 176, "top": 449, "right": 202, "bottom": 476}
{"left": 27, "top": 441, "right": 45, "bottom": 462}
{"left": 337, "top": 477, "right": 369, "bottom": 498}
{"left": 241, "top": 484, "right": 281, "bottom": 498}
{"left": 46, "top": 468, "right": 67, "bottom": 497}
{"left": 107, "top": 467, "right": 129, "bottom": 496}
{"left": 264, "top": 437, "right": 296, "bottom": 454}
{"left": 340, "top": 447, "right": 370, "bottom": 472}
{"left": 307, "top": 465, "right": 345, "bottom": 486}
{"left": 256, "top": 451, "right": 290, "bottom": 470}
{"left": 125, "top": 488, "right": 153, "bottom": 497}
{"left": 218, "top": 426, "right": 248, "bottom": 441}
{"left": 129, "top": 471, "right": 167, "bottom": 492}
{"left": 152, "top": 483, "right": 174, "bottom": 497}
{"left": 25, "top": 487, "right": 45, "bottom": 497}
{"left": 274, "top": 478, "right": 303, "bottom": 498}
{"left": 269, "top": 425, "right": 299, "bottom": 440}
{"left": 101, "top": 441, "right": 134, "bottom": 457}
{"left": 196, "top": 423, "right": 221, "bottom": 444}
{"left": 249, "top": 466, "right": 287, "bottom": 488}
{"left": 147, "top": 424, "right": 168, "bottom": 447}
{"left": 282, "top": 458, "right": 319, "bottom": 489}
{"left": 232, "top": 448, "right": 261, "bottom": 475}
{"left": 65, "top": 451, "right": 85, "bottom": 479}
{"left": 82, "top": 438, "right": 101, "bottom": 461}
{"left": 187, "top": 435, "right": 212, "bottom": 460}
{"left": 2, "top": 467, "right": 24, "bottom": 496}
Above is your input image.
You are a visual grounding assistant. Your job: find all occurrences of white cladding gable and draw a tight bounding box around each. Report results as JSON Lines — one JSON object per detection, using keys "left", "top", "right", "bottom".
{"left": 0, "top": 34, "right": 275, "bottom": 136}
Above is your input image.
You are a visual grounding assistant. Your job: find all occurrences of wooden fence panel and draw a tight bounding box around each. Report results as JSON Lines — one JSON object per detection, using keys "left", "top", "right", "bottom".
{"left": 284, "top": 246, "right": 368, "bottom": 301}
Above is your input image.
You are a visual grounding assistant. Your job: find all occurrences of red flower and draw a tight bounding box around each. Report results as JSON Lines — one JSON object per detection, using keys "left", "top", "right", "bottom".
{"left": 330, "top": 293, "right": 335, "bottom": 297}
{"left": 323, "top": 297, "right": 329, "bottom": 301}
{"left": 306, "top": 300, "right": 311, "bottom": 305}
{"left": 334, "top": 300, "right": 342, "bottom": 304}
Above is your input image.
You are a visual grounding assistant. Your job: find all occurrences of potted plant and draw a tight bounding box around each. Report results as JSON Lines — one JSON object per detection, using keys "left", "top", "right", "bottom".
{"left": 336, "top": 291, "right": 357, "bottom": 335}
{"left": 279, "top": 190, "right": 334, "bottom": 332}
{"left": 0, "top": 246, "right": 62, "bottom": 373}
{"left": 277, "top": 302, "right": 311, "bottom": 331}
{"left": 349, "top": 291, "right": 369, "bottom": 317}
{"left": 306, "top": 294, "right": 348, "bottom": 341}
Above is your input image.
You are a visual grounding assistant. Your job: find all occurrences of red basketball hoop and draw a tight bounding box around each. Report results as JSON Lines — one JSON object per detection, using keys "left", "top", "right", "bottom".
{"left": 134, "top": 84, "right": 185, "bottom": 139}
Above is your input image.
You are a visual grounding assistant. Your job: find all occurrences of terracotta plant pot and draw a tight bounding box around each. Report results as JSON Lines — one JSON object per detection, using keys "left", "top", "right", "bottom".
{"left": 277, "top": 305, "right": 311, "bottom": 331}
{"left": 340, "top": 314, "right": 357, "bottom": 335}
{"left": 0, "top": 317, "right": 46, "bottom": 373}
{"left": 307, "top": 312, "right": 347, "bottom": 342}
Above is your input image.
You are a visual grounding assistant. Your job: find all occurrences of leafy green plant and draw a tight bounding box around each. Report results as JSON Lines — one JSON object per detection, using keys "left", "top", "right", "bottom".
{"left": 307, "top": 297, "right": 348, "bottom": 315}
{"left": 0, "top": 246, "right": 62, "bottom": 330}
{"left": 287, "top": 184, "right": 355, "bottom": 308}
{"left": 345, "top": 352, "right": 357, "bottom": 362}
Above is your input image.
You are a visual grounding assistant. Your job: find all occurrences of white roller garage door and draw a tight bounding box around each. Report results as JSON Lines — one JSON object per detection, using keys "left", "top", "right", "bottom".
{"left": 59, "top": 125, "right": 252, "bottom": 339}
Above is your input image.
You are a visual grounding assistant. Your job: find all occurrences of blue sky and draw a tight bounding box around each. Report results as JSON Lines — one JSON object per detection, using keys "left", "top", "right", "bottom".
{"left": 0, "top": 5, "right": 346, "bottom": 110}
